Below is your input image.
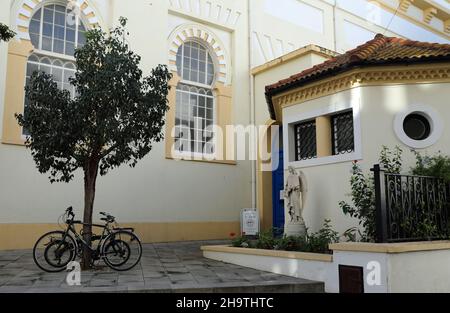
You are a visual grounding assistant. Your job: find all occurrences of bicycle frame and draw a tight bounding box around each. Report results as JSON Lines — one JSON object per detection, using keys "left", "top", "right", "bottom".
{"left": 64, "top": 221, "right": 113, "bottom": 254}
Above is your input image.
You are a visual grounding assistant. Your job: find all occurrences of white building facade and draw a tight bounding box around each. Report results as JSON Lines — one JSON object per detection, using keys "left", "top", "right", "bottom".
{"left": 0, "top": 0, "right": 449, "bottom": 249}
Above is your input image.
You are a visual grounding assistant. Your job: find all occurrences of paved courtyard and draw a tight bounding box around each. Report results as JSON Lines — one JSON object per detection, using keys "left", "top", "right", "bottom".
{"left": 0, "top": 240, "right": 323, "bottom": 293}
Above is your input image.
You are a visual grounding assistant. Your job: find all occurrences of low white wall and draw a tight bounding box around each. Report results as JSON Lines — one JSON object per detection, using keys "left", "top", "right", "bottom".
{"left": 330, "top": 251, "right": 389, "bottom": 293}
{"left": 203, "top": 242, "right": 450, "bottom": 293}
{"left": 389, "top": 250, "right": 450, "bottom": 293}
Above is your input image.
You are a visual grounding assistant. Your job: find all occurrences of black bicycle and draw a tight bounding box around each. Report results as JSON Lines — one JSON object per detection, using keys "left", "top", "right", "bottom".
{"left": 33, "top": 207, "right": 142, "bottom": 272}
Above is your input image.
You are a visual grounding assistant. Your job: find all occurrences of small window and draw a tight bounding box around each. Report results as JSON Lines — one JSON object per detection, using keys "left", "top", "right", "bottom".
{"left": 295, "top": 120, "right": 317, "bottom": 161}
{"left": 403, "top": 113, "right": 431, "bottom": 141}
{"left": 332, "top": 110, "right": 354, "bottom": 155}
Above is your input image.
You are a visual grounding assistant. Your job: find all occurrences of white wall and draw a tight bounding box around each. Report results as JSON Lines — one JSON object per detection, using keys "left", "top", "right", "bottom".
{"left": 282, "top": 82, "right": 450, "bottom": 235}
{"left": 203, "top": 250, "right": 333, "bottom": 290}
{"left": 389, "top": 250, "right": 450, "bottom": 292}
{"left": 204, "top": 245, "right": 450, "bottom": 293}
{"left": 1, "top": 0, "right": 449, "bottom": 228}
{"left": 251, "top": 0, "right": 449, "bottom": 67}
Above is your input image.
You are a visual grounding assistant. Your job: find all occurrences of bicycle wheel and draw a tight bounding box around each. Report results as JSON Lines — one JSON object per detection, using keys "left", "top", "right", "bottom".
{"left": 33, "top": 231, "right": 77, "bottom": 273}
{"left": 103, "top": 239, "right": 131, "bottom": 267}
{"left": 102, "top": 231, "right": 142, "bottom": 271}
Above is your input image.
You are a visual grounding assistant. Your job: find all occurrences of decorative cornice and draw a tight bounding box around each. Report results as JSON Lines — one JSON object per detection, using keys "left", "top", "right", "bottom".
{"left": 168, "top": 0, "right": 242, "bottom": 31}
{"left": 251, "top": 45, "right": 339, "bottom": 76}
{"left": 168, "top": 23, "right": 230, "bottom": 84}
{"left": 372, "top": 0, "right": 450, "bottom": 38}
{"left": 270, "top": 63, "right": 450, "bottom": 122}
{"left": 13, "top": 0, "right": 101, "bottom": 40}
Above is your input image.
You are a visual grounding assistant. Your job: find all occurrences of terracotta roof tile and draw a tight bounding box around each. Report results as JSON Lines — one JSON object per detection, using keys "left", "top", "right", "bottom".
{"left": 265, "top": 34, "right": 450, "bottom": 120}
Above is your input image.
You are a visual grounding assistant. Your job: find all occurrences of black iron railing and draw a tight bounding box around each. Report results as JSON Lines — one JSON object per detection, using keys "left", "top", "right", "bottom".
{"left": 371, "top": 164, "right": 450, "bottom": 243}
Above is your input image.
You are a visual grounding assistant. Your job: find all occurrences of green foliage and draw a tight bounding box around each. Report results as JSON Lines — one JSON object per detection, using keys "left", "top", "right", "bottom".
{"left": 401, "top": 213, "right": 440, "bottom": 240}
{"left": 339, "top": 146, "right": 403, "bottom": 242}
{"left": 231, "top": 235, "right": 251, "bottom": 248}
{"left": 16, "top": 17, "right": 172, "bottom": 183}
{"left": 342, "top": 227, "right": 358, "bottom": 242}
{"left": 411, "top": 150, "right": 450, "bottom": 182}
{"left": 273, "top": 235, "right": 305, "bottom": 251}
{"left": 15, "top": 18, "right": 172, "bottom": 268}
{"left": 380, "top": 145, "right": 403, "bottom": 174}
{"left": 231, "top": 220, "right": 339, "bottom": 254}
{"left": 305, "top": 219, "right": 339, "bottom": 254}
{"left": 0, "top": 23, "right": 15, "bottom": 42}
{"left": 254, "top": 229, "right": 277, "bottom": 250}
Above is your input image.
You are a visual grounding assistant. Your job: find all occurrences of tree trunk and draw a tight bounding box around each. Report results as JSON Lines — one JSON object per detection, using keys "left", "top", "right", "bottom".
{"left": 81, "top": 157, "right": 99, "bottom": 270}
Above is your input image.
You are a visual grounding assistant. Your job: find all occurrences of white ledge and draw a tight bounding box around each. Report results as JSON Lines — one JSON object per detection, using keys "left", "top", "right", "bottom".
{"left": 201, "top": 245, "right": 333, "bottom": 262}
{"left": 329, "top": 241, "right": 450, "bottom": 254}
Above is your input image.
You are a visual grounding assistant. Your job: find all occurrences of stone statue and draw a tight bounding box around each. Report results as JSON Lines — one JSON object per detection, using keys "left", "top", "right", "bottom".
{"left": 284, "top": 166, "right": 307, "bottom": 236}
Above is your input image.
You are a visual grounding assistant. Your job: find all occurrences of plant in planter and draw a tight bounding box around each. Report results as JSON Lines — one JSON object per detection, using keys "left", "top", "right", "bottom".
{"left": 231, "top": 234, "right": 252, "bottom": 248}
{"left": 305, "top": 219, "right": 339, "bottom": 254}
{"left": 231, "top": 219, "right": 339, "bottom": 254}
{"left": 274, "top": 235, "right": 307, "bottom": 251}
{"left": 339, "top": 146, "right": 403, "bottom": 242}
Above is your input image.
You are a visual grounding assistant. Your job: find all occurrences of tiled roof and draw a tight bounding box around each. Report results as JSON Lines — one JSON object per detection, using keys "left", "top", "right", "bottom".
{"left": 265, "top": 34, "right": 450, "bottom": 120}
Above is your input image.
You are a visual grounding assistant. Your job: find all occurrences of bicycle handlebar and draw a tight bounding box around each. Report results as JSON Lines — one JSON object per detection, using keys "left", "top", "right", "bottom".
{"left": 65, "top": 208, "right": 115, "bottom": 224}
{"left": 66, "top": 207, "right": 75, "bottom": 219}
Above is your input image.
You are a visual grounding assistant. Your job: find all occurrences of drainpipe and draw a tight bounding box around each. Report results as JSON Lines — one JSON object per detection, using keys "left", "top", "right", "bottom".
{"left": 248, "top": 0, "right": 257, "bottom": 209}
{"left": 333, "top": 0, "right": 337, "bottom": 52}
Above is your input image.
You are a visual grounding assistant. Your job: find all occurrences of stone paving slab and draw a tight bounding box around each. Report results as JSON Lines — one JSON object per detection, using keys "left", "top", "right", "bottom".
{"left": 0, "top": 240, "right": 324, "bottom": 293}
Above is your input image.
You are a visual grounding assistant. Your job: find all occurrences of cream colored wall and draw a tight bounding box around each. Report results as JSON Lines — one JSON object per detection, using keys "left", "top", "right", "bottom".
{"left": 250, "top": 0, "right": 449, "bottom": 67}
{"left": 253, "top": 51, "right": 332, "bottom": 230}
{"left": 283, "top": 89, "right": 359, "bottom": 234}
{"left": 359, "top": 83, "right": 450, "bottom": 169}
{"left": 1, "top": 0, "right": 450, "bottom": 247}
{"left": 250, "top": 0, "right": 335, "bottom": 66}
{"left": 282, "top": 82, "right": 450, "bottom": 235}
{"left": 253, "top": 53, "right": 331, "bottom": 126}
{"left": 0, "top": 0, "right": 252, "bottom": 230}
{"left": 0, "top": 0, "right": 12, "bottom": 139}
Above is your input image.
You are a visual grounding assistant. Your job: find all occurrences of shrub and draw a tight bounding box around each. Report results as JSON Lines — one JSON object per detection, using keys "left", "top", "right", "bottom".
{"left": 230, "top": 219, "right": 338, "bottom": 254}
{"left": 340, "top": 147, "right": 450, "bottom": 242}
{"left": 411, "top": 150, "right": 450, "bottom": 182}
{"left": 274, "top": 235, "right": 306, "bottom": 251}
{"left": 339, "top": 146, "right": 403, "bottom": 242}
{"left": 305, "top": 219, "right": 339, "bottom": 254}
{"left": 231, "top": 235, "right": 251, "bottom": 248}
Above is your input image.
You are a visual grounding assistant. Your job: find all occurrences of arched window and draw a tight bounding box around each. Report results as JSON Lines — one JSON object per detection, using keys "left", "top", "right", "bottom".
{"left": 23, "top": 2, "right": 88, "bottom": 134}
{"left": 29, "top": 4, "right": 86, "bottom": 56}
{"left": 174, "top": 41, "right": 216, "bottom": 155}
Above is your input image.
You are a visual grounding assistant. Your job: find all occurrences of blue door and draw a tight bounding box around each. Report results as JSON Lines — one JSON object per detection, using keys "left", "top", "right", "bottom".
{"left": 272, "top": 149, "right": 284, "bottom": 235}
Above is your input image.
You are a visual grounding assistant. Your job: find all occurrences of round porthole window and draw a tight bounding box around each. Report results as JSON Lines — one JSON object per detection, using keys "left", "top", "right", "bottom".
{"left": 394, "top": 105, "right": 443, "bottom": 149}
{"left": 403, "top": 113, "right": 431, "bottom": 141}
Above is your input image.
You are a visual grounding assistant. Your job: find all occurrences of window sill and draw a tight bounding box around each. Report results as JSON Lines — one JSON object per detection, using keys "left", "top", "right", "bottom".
{"left": 286, "top": 151, "right": 362, "bottom": 169}
{"left": 165, "top": 155, "right": 237, "bottom": 166}
{"left": 1, "top": 138, "right": 26, "bottom": 146}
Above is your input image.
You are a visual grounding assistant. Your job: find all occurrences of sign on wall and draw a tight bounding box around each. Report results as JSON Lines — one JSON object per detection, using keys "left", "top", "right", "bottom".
{"left": 241, "top": 209, "right": 259, "bottom": 236}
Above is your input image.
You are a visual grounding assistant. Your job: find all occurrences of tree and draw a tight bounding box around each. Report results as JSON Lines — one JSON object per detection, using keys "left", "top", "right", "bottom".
{"left": 0, "top": 23, "right": 16, "bottom": 42}
{"left": 16, "top": 18, "right": 172, "bottom": 268}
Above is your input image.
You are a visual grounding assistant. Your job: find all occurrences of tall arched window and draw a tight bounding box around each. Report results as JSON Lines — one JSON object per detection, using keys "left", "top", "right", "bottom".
{"left": 174, "top": 41, "right": 216, "bottom": 155}
{"left": 23, "top": 3, "right": 87, "bottom": 134}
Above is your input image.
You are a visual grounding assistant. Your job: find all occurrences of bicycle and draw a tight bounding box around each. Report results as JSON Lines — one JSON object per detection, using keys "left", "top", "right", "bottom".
{"left": 33, "top": 207, "right": 142, "bottom": 273}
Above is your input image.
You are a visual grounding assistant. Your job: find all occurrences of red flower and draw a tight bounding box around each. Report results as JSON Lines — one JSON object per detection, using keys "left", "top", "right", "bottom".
{"left": 229, "top": 232, "right": 236, "bottom": 238}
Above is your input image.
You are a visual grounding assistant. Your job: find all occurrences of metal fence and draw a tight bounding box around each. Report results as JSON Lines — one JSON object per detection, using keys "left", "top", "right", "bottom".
{"left": 372, "top": 164, "right": 450, "bottom": 243}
